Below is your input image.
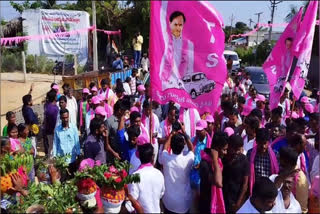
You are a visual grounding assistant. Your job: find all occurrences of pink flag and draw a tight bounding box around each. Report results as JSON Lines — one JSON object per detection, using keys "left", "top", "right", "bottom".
{"left": 262, "top": 8, "right": 303, "bottom": 110}
{"left": 150, "top": 1, "right": 227, "bottom": 114}
{"left": 290, "top": 1, "right": 318, "bottom": 100}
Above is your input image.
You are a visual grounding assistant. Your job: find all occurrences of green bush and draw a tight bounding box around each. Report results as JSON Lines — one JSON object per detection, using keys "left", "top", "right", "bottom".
{"left": 235, "top": 46, "right": 255, "bottom": 66}
{"left": 26, "top": 54, "right": 55, "bottom": 74}
{"left": 1, "top": 51, "right": 22, "bottom": 72}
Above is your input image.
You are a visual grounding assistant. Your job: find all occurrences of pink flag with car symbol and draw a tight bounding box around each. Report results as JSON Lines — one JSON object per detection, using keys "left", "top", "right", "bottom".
{"left": 262, "top": 7, "right": 303, "bottom": 110}
{"left": 150, "top": 1, "right": 227, "bottom": 114}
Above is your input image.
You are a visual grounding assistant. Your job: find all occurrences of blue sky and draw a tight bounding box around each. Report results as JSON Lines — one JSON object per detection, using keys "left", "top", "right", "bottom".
{"left": 1, "top": 1, "right": 305, "bottom": 31}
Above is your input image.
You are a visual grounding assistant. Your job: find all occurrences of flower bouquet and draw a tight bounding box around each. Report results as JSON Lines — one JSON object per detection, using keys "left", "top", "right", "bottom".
{"left": 0, "top": 153, "right": 33, "bottom": 193}
{"left": 75, "top": 160, "right": 140, "bottom": 213}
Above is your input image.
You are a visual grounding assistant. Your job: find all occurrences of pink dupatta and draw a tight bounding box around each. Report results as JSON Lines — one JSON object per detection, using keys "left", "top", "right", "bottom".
{"left": 249, "top": 145, "right": 279, "bottom": 195}
{"left": 141, "top": 113, "right": 155, "bottom": 144}
{"left": 200, "top": 150, "right": 226, "bottom": 213}
{"left": 179, "top": 107, "right": 196, "bottom": 138}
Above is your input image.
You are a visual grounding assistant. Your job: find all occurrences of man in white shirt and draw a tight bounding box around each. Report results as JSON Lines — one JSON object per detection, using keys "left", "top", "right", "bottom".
{"left": 62, "top": 84, "right": 78, "bottom": 126}
{"left": 128, "top": 143, "right": 165, "bottom": 213}
{"left": 242, "top": 116, "right": 260, "bottom": 155}
{"left": 161, "top": 127, "right": 194, "bottom": 213}
{"left": 98, "top": 78, "right": 114, "bottom": 102}
{"left": 141, "top": 53, "right": 150, "bottom": 72}
{"left": 123, "top": 77, "right": 132, "bottom": 95}
{"left": 179, "top": 108, "right": 201, "bottom": 139}
{"left": 237, "top": 177, "right": 277, "bottom": 213}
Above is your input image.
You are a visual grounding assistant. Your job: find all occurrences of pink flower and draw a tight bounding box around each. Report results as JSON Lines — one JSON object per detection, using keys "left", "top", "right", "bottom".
{"left": 104, "top": 172, "right": 112, "bottom": 179}
{"left": 108, "top": 166, "right": 118, "bottom": 173}
{"left": 120, "top": 169, "right": 128, "bottom": 178}
{"left": 78, "top": 159, "right": 95, "bottom": 172}
{"left": 95, "top": 160, "right": 101, "bottom": 166}
{"left": 114, "top": 177, "right": 122, "bottom": 183}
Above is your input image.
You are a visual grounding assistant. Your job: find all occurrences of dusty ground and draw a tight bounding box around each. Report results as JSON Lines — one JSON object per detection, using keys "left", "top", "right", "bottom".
{"left": 1, "top": 72, "right": 62, "bottom": 133}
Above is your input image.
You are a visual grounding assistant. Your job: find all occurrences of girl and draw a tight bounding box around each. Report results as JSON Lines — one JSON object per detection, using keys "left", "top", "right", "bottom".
{"left": 2, "top": 111, "right": 16, "bottom": 137}
{"left": 7, "top": 124, "right": 24, "bottom": 154}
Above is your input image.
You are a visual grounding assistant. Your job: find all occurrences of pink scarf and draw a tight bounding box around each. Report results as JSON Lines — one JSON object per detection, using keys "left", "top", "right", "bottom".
{"left": 104, "top": 104, "right": 113, "bottom": 118}
{"left": 79, "top": 100, "right": 90, "bottom": 127}
{"left": 10, "top": 138, "right": 22, "bottom": 152}
{"left": 179, "top": 108, "right": 196, "bottom": 138}
{"left": 249, "top": 145, "right": 279, "bottom": 195}
{"left": 200, "top": 151, "right": 226, "bottom": 213}
{"left": 161, "top": 35, "right": 189, "bottom": 81}
{"left": 137, "top": 163, "right": 153, "bottom": 170}
{"left": 141, "top": 113, "right": 155, "bottom": 144}
{"left": 140, "top": 124, "right": 151, "bottom": 144}
{"left": 99, "top": 88, "right": 110, "bottom": 100}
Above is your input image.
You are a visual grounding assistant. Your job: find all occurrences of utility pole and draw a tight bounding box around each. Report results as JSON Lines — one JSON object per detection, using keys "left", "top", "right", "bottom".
{"left": 248, "top": 18, "right": 254, "bottom": 28}
{"left": 268, "top": 0, "right": 282, "bottom": 41}
{"left": 255, "top": 12, "right": 263, "bottom": 65}
{"left": 229, "top": 14, "right": 235, "bottom": 43}
{"left": 92, "top": 1, "right": 98, "bottom": 72}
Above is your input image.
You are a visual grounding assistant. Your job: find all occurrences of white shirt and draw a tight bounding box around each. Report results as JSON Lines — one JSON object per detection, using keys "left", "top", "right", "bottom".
{"left": 180, "top": 108, "right": 201, "bottom": 138}
{"left": 66, "top": 96, "right": 78, "bottom": 126}
{"left": 98, "top": 88, "right": 114, "bottom": 101}
{"left": 143, "top": 113, "right": 161, "bottom": 164}
{"left": 129, "top": 152, "right": 141, "bottom": 175}
{"left": 269, "top": 174, "right": 302, "bottom": 213}
{"left": 141, "top": 57, "right": 150, "bottom": 71}
{"left": 237, "top": 198, "right": 272, "bottom": 213}
{"left": 310, "top": 154, "right": 319, "bottom": 182}
{"left": 161, "top": 150, "right": 194, "bottom": 213}
{"left": 245, "top": 97, "right": 257, "bottom": 109}
{"left": 123, "top": 82, "right": 131, "bottom": 95}
{"left": 129, "top": 165, "right": 165, "bottom": 213}
{"left": 85, "top": 110, "right": 95, "bottom": 135}
{"left": 243, "top": 136, "right": 255, "bottom": 155}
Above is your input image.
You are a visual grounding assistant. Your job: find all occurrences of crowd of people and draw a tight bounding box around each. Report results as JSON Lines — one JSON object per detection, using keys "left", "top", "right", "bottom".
{"left": 1, "top": 67, "right": 319, "bottom": 213}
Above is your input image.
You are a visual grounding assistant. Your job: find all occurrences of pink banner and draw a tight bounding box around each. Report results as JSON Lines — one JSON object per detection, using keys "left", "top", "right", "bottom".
{"left": 150, "top": 1, "right": 227, "bottom": 114}
{"left": 290, "top": 1, "right": 318, "bottom": 100}
{"left": 262, "top": 8, "right": 303, "bottom": 110}
{"left": 0, "top": 26, "right": 95, "bottom": 46}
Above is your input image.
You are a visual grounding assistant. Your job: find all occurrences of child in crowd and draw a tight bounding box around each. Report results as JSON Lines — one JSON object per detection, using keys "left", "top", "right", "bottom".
{"left": 2, "top": 111, "right": 16, "bottom": 137}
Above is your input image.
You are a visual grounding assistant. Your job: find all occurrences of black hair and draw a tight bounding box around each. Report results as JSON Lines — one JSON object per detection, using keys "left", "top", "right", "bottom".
{"left": 17, "top": 123, "right": 28, "bottom": 134}
{"left": 87, "top": 94, "right": 93, "bottom": 100}
{"left": 7, "top": 123, "right": 18, "bottom": 134}
{"left": 125, "top": 77, "right": 131, "bottom": 83}
{"left": 89, "top": 118, "right": 104, "bottom": 136}
{"left": 285, "top": 37, "right": 293, "bottom": 42}
{"left": 101, "top": 78, "right": 108, "bottom": 86}
{"left": 256, "top": 128, "right": 269, "bottom": 143}
{"left": 168, "top": 105, "right": 179, "bottom": 116}
{"left": 89, "top": 82, "right": 96, "bottom": 89}
{"left": 60, "top": 108, "right": 69, "bottom": 116}
{"left": 249, "top": 109, "right": 263, "bottom": 121}
{"left": 171, "top": 133, "right": 185, "bottom": 155}
{"left": 288, "top": 133, "right": 304, "bottom": 147}
{"left": 22, "top": 94, "right": 32, "bottom": 106}
{"left": 132, "top": 68, "right": 138, "bottom": 74}
{"left": 279, "top": 146, "right": 299, "bottom": 167}
{"left": 211, "top": 132, "right": 229, "bottom": 149}
{"left": 47, "top": 89, "right": 57, "bottom": 103}
{"left": 229, "top": 108, "right": 239, "bottom": 116}
{"left": 127, "top": 125, "right": 141, "bottom": 139}
{"left": 1, "top": 137, "right": 10, "bottom": 148}
{"left": 143, "top": 100, "right": 150, "bottom": 109}
{"left": 115, "top": 86, "right": 125, "bottom": 94}
{"left": 138, "top": 143, "right": 154, "bottom": 164}
{"left": 309, "top": 113, "right": 320, "bottom": 122}
{"left": 293, "top": 117, "right": 307, "bottom": 128}
{"left": 50, "top": 82, "right": 57, "bottom": 88}
{"left": 170, "top": 11, "right": 186, "bottom": 23}
{"left": 62, "top": 83, "right": 70, "bottom": 90}
{"left": 113, "top": 100, "right": 127, "bottom": 113}
{"left": 6, "top": 111, "right": 15, "bottom": 120}
{"left": 229, "top": 134, "right": 244, "bottom": 149}
{"left": 252, "top": 177, "right": 278, "bottom": 200}
{"left": 221, "top": 101, "right": 233, "bottom": 112}
{"left": 59, "top": 95, "right": 67, "bottom": 103}
{"left": 238, "top": 96, "right": 246, "bottom": 104}
{"left": 271, "top": 107, "right": 283, "bottom": 117}
{"left": 130, "top": 111, "right": 141, "bottom": 123}
{"left": 245, "top": 116, "right": 260, "bottom": 132}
